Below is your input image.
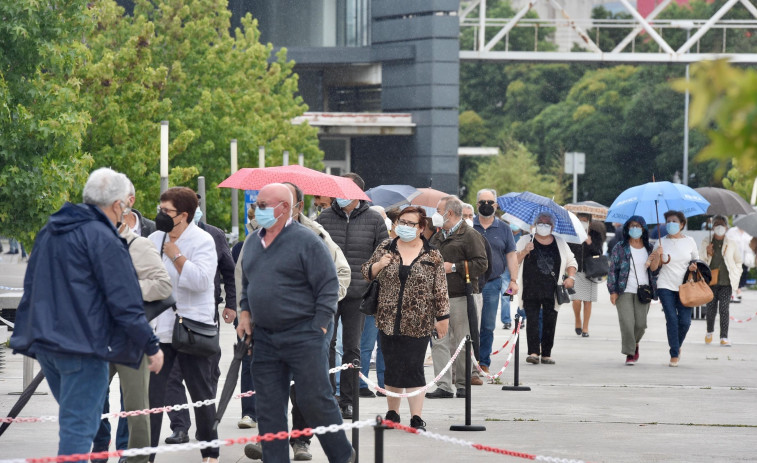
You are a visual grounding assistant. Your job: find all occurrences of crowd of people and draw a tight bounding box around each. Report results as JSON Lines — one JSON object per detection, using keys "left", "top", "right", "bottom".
{"left": 9, "top": 167, "right": 756, "bottom": 463}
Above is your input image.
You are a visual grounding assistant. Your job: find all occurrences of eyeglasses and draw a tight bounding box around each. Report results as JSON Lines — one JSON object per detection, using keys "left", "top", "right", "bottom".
{"left": 397, "top": 219, "right": 420, "bottom": 228}
{"left": 158, "top": 207, "right": 178, "bottom": 215}
{"left": 478, "top": 200, "right": 495, "bottom": 206}
{"left": 257, "top": 201, "right": 283, "bottom": 210}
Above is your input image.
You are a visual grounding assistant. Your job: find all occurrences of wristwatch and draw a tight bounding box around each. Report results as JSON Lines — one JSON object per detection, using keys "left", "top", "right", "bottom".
{"left": 451, "top": 263, "right": 457, "bottom": 272}
{"left": 172, "top": 253, "right": 183, "bottom": 263}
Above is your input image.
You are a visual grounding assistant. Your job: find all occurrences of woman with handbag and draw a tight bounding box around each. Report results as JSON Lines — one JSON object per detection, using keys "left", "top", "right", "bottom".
{"left": 649, "top": 210, "right": 699, "bottom": 367}
{"left": 361, "top": 206, "right": 450, "bottom": 431}
{"left": 607, "top": 216, "right": 657, "bottom": 365}
{"left": 700, "top": 215, "right": 742, "bottom": 347}
{"left": 568, "top": 213, "right": 605, "bottom": 338}
{"left": 515, "top": 212, "right": 577, "bottom": 365}
{"left": 147, "top": 187, "right": 220, "bottom": 463}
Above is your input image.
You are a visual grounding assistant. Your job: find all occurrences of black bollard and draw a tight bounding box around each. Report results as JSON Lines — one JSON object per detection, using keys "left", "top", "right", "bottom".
{"left": 450, "top": 336, "right": 486, "bottom": 431}
{"left": 374, "top": 415, "right": 385, "bottom": 463}
{"left": 352, "top": 359, "right": 360, "bottom": 463}
{"left": 502, "top": 315, "right": 531, "bottom": 392}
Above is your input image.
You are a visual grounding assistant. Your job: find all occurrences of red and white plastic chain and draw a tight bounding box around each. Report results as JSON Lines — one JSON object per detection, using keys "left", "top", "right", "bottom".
{"left": 0, "top": 362, "right": 356, "bottom": 424}
{"left": 358, "top": 337, "right": 468, "bottom": 398}
{"left": 730, "top": 310, "right": 757, "bottom": 323}
{"left": 379, "top": 419, "right": 588, "bottom": 463}
{"left": 0, "top": 420, "right": 376, "bottom": 463}
{"left": 471, "top": 324, "right": 519, "bottom": 380}
{"left": 489, "top": 321, "right": 519, "bottom": 356}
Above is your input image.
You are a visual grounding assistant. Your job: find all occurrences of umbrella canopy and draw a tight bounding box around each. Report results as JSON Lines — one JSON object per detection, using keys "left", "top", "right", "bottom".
{"left": 733, "top": 214, "right": 757, "bottom": 237}
{"left": 606, "top": 181, "right": 710, "bottom": 225}
{"left": 497, "top": 192, "right": 579, "bottom": 236}
{"left": 218, "top": 165, "right": 369, "bottom": 201}
{"left": 213, "top": 337, "right": 251, "bottom": 431}
{"left": 410, "top": 187, "right": 449, "bottom": 208}
{"left": 502, "top": 210, "right": 588, "bottom": 244}
{"left": 564, "top": 201, "right": 608, "bottom": 221}
{"left": 694, "top": 187, "right": 754, "bottom": 216}
{"left": 365, "top": 184, "right": 420, "bottom": 209}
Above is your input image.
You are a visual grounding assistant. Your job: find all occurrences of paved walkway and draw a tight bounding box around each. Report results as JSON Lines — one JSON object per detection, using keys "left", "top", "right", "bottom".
{"left": 1, "top": 256, "right": 756, "bottom": 462}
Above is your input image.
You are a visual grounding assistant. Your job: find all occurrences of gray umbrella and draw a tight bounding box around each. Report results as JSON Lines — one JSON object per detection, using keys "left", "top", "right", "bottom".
{"left": 695, "top": 187, "right": 754, "bottom": 216}
{"left": 733, "top": 213, "right": 757, "bottom": 237}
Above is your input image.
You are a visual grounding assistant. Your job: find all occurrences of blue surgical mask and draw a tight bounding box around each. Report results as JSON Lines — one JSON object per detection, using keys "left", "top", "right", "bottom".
{"left": 628, "top": 227, "right": 642, "bottom": 239}
{"left": 395, "top": 224, "right": 418, "bottom": 242}
{"left": 509, "top": 223, "right": 520, "bottom": 232}
{"left": 336, "top": 198, "right": 353, "bottom": 208}
{"left": 666, "top": 222, "right": 681, "bottom": 235}
{"left": 193, "top": 207, "right": 203, "bottom": 225}
{"left": 255, "top": 205, "right": 280, "bottom": 229}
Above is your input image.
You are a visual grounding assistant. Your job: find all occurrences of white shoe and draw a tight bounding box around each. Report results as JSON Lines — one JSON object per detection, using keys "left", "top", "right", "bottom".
{"left": 237, "top": 415, "right": 257, "bottom": 429}
{"left": 720, "top": 338, "right": 732, "bottom": 347}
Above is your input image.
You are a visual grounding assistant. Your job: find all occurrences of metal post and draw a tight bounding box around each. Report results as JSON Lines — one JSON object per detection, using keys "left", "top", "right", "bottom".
{"left": 450, "top": 336, "right": 486, "bottom": 431}
{"left": 160, "top": 121, "right": 169, "bottom": 194}
{"left": 258, "top": 146, "right": 265, "bottom": 169}
{"left": 573, "top": 152, "right": 578, "bottom": 203}
{"left": 683, "top": 64, "right": 690, "bottom": 186}
{"left": 283, "top": 150, "right": 290, "bottom": 166}
{"left": 374, "top": 416, "right": 385, "bottom": 463}
{"left": 352, "top": 359, "right": 360, "bottom": 463}
{"left": 298, "top": 153, "right": 304, "bottom": 167}
{"left": 22, "top": 356, "right": 34, "bottom": 390}
{"left": 230, "top": 140, "right": 238, "bottom": 238}
{"left": 502, "top": 315, "right": 531, "bottom": 392}
{"left": 197, "top": 177, "right": 206, "bottom": 222}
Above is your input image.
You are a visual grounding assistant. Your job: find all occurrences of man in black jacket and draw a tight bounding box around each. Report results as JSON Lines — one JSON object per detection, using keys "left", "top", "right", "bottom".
{"left": 316, "top": 173, "right": 389, "bottom": 419}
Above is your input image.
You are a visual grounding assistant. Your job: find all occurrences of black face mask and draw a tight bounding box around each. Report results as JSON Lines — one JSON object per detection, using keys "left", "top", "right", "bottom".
{"left": 478, "top": 203, "right": 495, "bottom": 217}
{"left": 155, "top": 211, "right": 175, "bottom": 233}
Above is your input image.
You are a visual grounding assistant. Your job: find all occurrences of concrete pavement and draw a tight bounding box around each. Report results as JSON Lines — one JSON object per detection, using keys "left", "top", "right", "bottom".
{"left": 1, "top": 255, "right": 756, "bottom": 462}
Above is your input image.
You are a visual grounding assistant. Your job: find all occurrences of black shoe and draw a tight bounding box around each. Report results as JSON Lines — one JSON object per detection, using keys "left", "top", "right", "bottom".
{"left": 455, "top": 388, "right": 466, "bottom": 398}
{"left": 425, "top": 389, "right": 454, "bottom": 399}
{"left": 118, "top": 457, "right": 128, "bottom": 463}
{"left": 341, "top": 404, "right": 353, "bottom": 420}
{"left": 348, "top": 447, "right": 356, "bottom": 463}
{"left": 582, "top": 332, "right": 589, "bottom": 338}
{"left": 164, "top": 430, "right": 189, "bottom": 444}
{"left": 504, "top": 323, "right": 512, "bottom": 330}
{"left": 575, "top": 328, "right": 582, "bottom": 335}
{"left": 385, "top": 410, "right": 400, "bottom": 423}
{"left": 376, "top": 391, "right": 386, "bottom": 397}
{"left": 245, "top": 442, "right": 263, "bottom": 460}
{"left": 410, "top": 415, "right": 426, "bottom": 431}
{"left": 359, "top": 387, "right": 376, "bottom": 398}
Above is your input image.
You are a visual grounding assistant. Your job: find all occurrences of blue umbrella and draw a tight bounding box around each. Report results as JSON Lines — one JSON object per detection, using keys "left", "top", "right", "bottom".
{"left": 606, "top": 181, "right": 710, "bottom": 225}
{"left": 365, "top": 184, "right": 420, "bottom": 209}
{"left": 497, "top": 191, "right": 578, "bottom": 236}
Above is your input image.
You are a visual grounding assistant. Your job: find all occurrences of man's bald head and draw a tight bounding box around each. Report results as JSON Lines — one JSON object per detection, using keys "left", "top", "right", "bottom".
{"left": 259, "top": 183, "right": 293, "bottom": 205}
{"left": 257, "top": 184, "right": 293, "bottom": 230}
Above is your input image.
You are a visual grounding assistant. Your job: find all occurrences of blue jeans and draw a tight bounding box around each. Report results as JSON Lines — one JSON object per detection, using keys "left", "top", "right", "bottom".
{"left": 92, "top": 390, "right": 129, "bottom": 451}
{"left": 36, "top": 352, "right": 109, "bottom": 462}
{"left": 253, "top": 319, "right": 351, "bottom": 463}
{"left": 359, "top": 315, "right": 385, "bottom": 389}
{"left": 658, "top": 288, "right": 692, "bottom": 358}
{"left": 480, "top": 278, "right": 502, "bottom": 367}
{"left": 500, "top": 270, "right": 512, "bottom": 324}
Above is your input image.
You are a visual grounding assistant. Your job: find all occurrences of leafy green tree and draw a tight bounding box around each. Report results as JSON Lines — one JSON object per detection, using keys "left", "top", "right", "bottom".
{"left": 82, "top": 0, "right": 321, "bottom": 228}
{"left": 0, "top": 0, "right": 94, "bottom": 247}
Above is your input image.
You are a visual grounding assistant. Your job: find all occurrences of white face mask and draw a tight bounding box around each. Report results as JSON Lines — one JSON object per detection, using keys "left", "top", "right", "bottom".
{"left": 464, "top": 218, "right": 473, "bottom": 227}
{"left": 714, "top": 225, "right": 727, "bottom": 237}
{"left": 535, "top": 223, "right": 552, "bottom": 237}
{"left": 384, "top": 217, "right": 393, "bottom": 232}
{"left": 432, "top": 212, "right": 446, "bottom": 228}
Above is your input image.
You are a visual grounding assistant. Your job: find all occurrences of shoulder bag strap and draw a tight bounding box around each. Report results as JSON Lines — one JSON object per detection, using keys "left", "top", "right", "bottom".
{"left": 159, "top": 232, "right": 168, "bottom": 259}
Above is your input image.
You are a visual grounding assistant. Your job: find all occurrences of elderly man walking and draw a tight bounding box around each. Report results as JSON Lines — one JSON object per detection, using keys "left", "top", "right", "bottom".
{"left": 426, "top": 195, "right": 488, "bottom": 399}
{"left": 237, "top": 184, "right": 354, "bottom": 463}
{"left": 10, "top": 167, "right": 164, "bottom": 463}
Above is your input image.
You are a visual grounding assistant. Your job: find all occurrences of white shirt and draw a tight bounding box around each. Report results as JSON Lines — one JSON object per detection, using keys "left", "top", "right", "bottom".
{"left": 625, "top": 246, "right": 650, "bottom": 294}
{"left": 148, "top": 222, "right": 218, "bottom": 343}
{"left": 654, "top": 235, "right": 699, "bottom": 291}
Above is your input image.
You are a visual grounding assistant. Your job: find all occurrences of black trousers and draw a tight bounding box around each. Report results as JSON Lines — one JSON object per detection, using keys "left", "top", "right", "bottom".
{"left": 289, "top": 384, "right": 311, "bottom": 445}
{"left": 523, "top": 298, "right": 558, "bottom": 358}
{"left": 329, "top": 296, "right": 365, "bottom": 407}
{"left": 148, "top": 344, "right": 219, "bottom": 460}
{"left": 165, "top": 350, "right": 221, "bottom": 432}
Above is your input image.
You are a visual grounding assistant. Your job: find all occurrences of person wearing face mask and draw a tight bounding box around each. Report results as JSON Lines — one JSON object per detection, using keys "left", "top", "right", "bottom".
{"left": 607, "top": 216, "right": 657, "bottom": 365}
{"left": 700, "top": 216, "right": 742, "bottom": 347}
{"left": 315, "top": 172, "right": 389, "bottom": 419}
{"left": 472, "top": 189, "right": 519, "bottom": 374}
{"left": 462, "top": 203, "right": 475, "bottom": 228}
{"left": 311, "top": 195, "right": 334, "bottom": 218}
{"left": 362, "top": 206, "right": 450, "bottom": 430}
{"left": 147, "top": 187, "right": 220, "bottom": 463}
{"left": 118, "top": 180, "right": 156, "bottom": 238}
{"left": 567, "top": 213, "right": 605, "bottom": 338}
{"left": 515, "top": 211, "right": 577, "bottom": 365}
{"left": 11, "top": 168, "right": 164, "bottom": 462}
{"left": 649, "top": 210, "right": 699, "bottom": 367}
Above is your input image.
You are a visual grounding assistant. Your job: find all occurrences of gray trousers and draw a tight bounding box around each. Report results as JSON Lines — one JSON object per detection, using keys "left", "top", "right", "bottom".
{"left": 432, "top": 296, "right": 477, "bottom": 393}
{"left": 616, "top": 292, "right": 650, "bottom": 356}
{"left": 110, "top": 356, "right": 151, "bottom": 463}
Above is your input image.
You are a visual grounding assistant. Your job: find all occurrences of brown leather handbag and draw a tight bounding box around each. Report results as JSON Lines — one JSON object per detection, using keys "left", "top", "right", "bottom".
{"left": 679, "top": 270, "right": 714, "bottom": 307}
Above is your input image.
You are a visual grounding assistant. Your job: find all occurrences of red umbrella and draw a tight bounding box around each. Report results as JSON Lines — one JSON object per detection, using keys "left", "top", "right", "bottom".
{"left": 410, "top": 187, "right": 449, "bottom": 208}
{"left": 218, "top": 165, "right": 369, "bottom": 200}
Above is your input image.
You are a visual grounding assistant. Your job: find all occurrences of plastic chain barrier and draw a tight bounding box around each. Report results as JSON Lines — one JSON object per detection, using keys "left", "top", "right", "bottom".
{"left": 0, "top": 362, "right": 356, "bottom": 424}
{"left": 358, "top": 337, "right": 468, "bottom": 398}
{"left": 471, "top": 324, "right": 520, "bottom": 381}
{"left": 379, "top": 419, "right": 588, "bottom": 463}
{"left": 730, "top": 310, "right": 757, "bottom": 323}
{"left": 0, "top": 285, "right": 23, "bottom": 291}
{"left": 0, "top": 420, "right": 376, "bottom": 463}
{"left": 489, "top": 320, "right": 520, "bottom": 356}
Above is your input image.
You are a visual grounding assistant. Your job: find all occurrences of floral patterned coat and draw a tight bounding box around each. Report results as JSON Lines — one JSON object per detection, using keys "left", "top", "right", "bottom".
{"left": 362, "top": 238, "right": 450, "bottom": 338}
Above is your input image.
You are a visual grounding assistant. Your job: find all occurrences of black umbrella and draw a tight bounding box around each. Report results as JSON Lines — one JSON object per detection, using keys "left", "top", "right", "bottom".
{"left": 0, "top": 369, "right": 45, "bottom": 438}
{"left": 463, "top": 261, "right": 480, "bottom": 361}
{"left": 213, "top": 336, "right": 251, "bottom": 431}
{"left": 695, "top": 187, "right": 754, "bottom": 216}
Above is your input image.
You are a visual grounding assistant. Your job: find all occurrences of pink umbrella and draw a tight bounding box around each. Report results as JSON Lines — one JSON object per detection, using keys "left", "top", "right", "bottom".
{"left": 218, "top": 165, "right": 369, "bottom": 200}
{"left": 410, "top": 187, "right": 449, "bottom": 208}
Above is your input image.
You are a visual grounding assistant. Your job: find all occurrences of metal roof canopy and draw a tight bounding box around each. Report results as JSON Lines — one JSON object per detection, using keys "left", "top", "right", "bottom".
{"left": 291, "top": 112, "right": 415, "bottom": 136}
{"left": 459, "top": 0, "right": 757, "bottom": 63}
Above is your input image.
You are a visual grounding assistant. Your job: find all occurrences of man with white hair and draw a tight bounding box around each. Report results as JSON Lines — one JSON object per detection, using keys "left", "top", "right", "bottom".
{"left": 11, "top": 167, "right": 164, "bottom": 461}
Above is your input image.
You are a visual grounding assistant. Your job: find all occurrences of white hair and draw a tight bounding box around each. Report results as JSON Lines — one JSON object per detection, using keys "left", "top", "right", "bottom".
{"left": 462, "top": 203, "right": 474, "bottom": 212}
{"left": 370, "top": 205, "right": 387, "bottom": 219}
{"left": 82, "top": 168, "right": 130, "bottom": 207}
{"left": 476, "top": 188, "right": 497, "bottom": 201}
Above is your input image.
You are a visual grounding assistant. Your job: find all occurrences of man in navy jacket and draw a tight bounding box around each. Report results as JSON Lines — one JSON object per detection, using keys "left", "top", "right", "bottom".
{"left": 11, "top": 167, "right": 163, "bottom": 461}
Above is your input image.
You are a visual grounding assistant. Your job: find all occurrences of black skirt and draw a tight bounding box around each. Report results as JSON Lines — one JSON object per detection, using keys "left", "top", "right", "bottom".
{"left": 379, "top": 331, "right": 429, "bottom": 388}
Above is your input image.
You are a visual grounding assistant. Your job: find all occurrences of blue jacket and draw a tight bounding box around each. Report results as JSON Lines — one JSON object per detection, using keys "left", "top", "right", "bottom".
{"left": 10, "top": 202, "right": 160, "bottom": 368}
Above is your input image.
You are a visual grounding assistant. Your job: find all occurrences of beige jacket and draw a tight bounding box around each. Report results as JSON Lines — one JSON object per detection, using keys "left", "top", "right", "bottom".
{"left": 121, "top": 227, "right": 173, "bottom": 302}
{"left": 515, "top": 234, "right": 577, "bottom": 310}
{"left": 700, "top": 236, "right": 743, "bottom": 292}
{"left": 235, "top": 213, "right": 351, "bottom": 308}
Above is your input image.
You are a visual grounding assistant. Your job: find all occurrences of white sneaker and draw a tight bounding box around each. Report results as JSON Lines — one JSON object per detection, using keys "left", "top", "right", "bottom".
{"left": 720, "top": 338, "right": 732, "bottom": 347}
{"left": 237, "top": 416, "right": 257, "bottom": 429}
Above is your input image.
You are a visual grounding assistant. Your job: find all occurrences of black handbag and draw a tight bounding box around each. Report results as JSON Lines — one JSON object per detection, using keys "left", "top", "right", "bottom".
{"left": 584, "top": 255, "right": 610, "bottom": 279}
{"left": 144, "top": 295, "right": 176, "bottom": 322}
{"left": 172, "top": 314, "right": 221, "bottom": 357}
{"left": 630, "top": 251, "right": 654, "bottom": 304}
{"left": 555, "top": 285, "right": 572, "bottom": 305}
{"left": 359, "top": 279, "right": 380, "bottom": 316}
